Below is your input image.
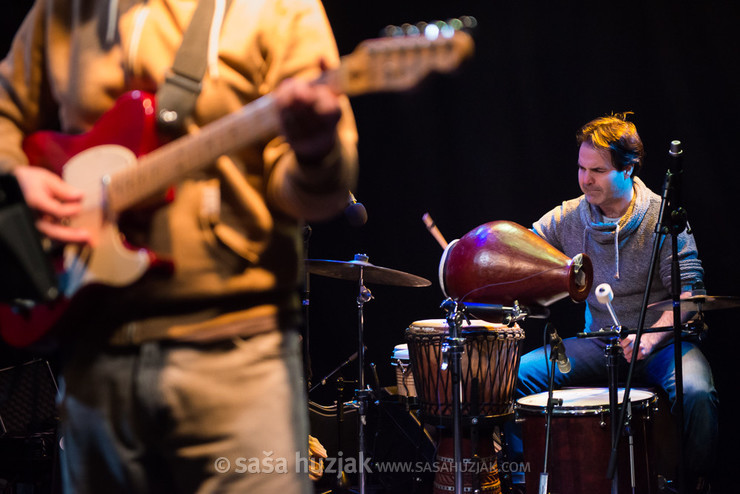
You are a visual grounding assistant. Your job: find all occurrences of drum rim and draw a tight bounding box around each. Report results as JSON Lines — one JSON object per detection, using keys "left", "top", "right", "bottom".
{"left": 406, "top": 319, "right": 525, "bottom": 339}
{"left": 515, "top": 387, "right": 656, "bottom": 416}
{"left": 407, "top": 318, "right": 520, "bottom": 329}
{"left": 438, "top": 239, "right": 459, "bottom": 299}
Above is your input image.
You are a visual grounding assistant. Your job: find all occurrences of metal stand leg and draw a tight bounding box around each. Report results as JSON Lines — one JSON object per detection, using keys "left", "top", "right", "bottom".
{"left": 441, "top": 299, "right": 467, "bottom": 494}
{"left": 605, "top": 337, "right": 637, "bottom": 494}
{"left": 539, "top": 354, "right": 559, "bottom": 494}
{"left": 355, "top": 263, "right": 373, "bottom": 494}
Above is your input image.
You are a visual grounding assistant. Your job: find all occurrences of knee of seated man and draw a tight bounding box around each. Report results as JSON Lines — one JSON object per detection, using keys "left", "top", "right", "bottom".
{"left": 516, "top": 353, "right": 549, "bottom": 395}
{"left": 681, "top": 371, "right": 716, "bottom": 398}
{"left": 681, "top": 384, "right": 718, "bottom": 412}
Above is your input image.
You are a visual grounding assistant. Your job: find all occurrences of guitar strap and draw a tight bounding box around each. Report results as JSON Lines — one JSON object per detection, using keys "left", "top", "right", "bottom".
{"left": 156, "top": 0, "right": 232, "bottom": 135}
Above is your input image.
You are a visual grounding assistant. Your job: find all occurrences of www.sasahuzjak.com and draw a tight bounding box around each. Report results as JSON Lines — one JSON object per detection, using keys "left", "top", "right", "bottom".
{"left": 213, "top": 453, "right": 529, "bottom": 475}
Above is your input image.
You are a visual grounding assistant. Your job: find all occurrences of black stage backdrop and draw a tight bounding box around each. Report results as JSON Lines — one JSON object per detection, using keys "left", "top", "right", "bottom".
{"left": 2, "top": 1, "right": 739, "bottom": 491}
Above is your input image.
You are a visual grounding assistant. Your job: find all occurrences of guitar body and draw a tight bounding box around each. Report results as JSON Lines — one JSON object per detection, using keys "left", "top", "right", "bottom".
{"left": 0, "top": 27, "right": 475, "bottom": 348}
{"left": 0, "top": 91, "right": 170, "bottom": 348}
{"left": 22, "top": 90, "right": 162, "bottom": 174}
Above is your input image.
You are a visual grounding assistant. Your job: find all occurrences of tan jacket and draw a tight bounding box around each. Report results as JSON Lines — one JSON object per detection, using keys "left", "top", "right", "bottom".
{"left": 0, "top": 0, "right": 358, "bottom": 341}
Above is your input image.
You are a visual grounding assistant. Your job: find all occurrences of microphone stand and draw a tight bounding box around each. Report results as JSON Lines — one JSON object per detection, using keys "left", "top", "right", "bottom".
{"left": 539, "top": 328, "right": 563, "bottom": 494}
{"left": 441, "top": 298, "right": 466, "bottom": 494}
{"left": 445, "top": 301, "right": 528, "bottom": 493}
{"left": 606, "top": 141, "right": 688, "bottom": 493}
{"left": 605, "top": 332, "right": 623, "bottom": 494}
{"left": 308, "top": 350, "right": 359, "bottom": 394}
{"left": 303, "top": 224, "right": 313, "bottom": 390}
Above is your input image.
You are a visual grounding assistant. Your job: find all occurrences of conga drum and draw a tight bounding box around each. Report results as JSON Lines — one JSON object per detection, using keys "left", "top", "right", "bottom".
{"left": 516, "top": 387, "right": 659, "bottom": 494}
{"left": 405, "top": 318, "right": 524, "bottom": 421}
{"left": 390, "top": 343, "right": 417, "bottom": 399}
{"left": 406, "top": 319, "right": 522, "bottom": 494}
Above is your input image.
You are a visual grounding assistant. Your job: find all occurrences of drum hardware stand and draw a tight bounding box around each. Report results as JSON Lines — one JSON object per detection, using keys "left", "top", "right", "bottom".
{"left": 354, "top": 255, "right": 374, "bottom": 494}
{"left": 308, "top": 351, "right": 359, "bottom": 394}
{"left": 336, "top": 377, "right": 357, "bottom": 492}
{"left": 605, "top": 333, "right": 625, "bottom": 494}
{"left": 440, "top": 298, "right": 468, "bottom": 494}
{"left": 461, "top": 301, "right": 531, "bottom": 327}
{"left": 470, "top": 380, "right": 482, "bottom": 494}
{"left": 302, "top": 225, "right": 314, "bottom": 391}
{"left": 539, "top": 329, "right": 565, "bottom": 494}
{"left": 607, "top": 141, "right": 689, "bottom": 494}
{"left": 439, "top": 299, "right": 526, "bottom": 493}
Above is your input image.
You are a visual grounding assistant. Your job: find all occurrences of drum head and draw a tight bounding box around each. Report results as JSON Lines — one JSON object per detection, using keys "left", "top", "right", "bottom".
{"left": 516, "top": 387, "right": 655, "bottom": 415}
{"left": 392, "top": 343, "right": 409, "bottom": 361}
{"left": 407, "top": 318, "right": 521, "bottom": 335}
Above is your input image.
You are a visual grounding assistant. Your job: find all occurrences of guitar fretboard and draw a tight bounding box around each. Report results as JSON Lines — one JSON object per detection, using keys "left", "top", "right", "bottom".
{"left": 106, "top": 95, "right": 280, "bottom": 213}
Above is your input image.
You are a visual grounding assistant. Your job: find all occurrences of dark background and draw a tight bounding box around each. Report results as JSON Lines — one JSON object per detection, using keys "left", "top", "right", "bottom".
{"left": 2, "top": 1, "right": 739, "bottom": 491}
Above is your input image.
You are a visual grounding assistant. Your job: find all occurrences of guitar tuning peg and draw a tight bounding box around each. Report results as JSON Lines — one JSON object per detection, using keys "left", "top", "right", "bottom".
{"left": 458, "top": 15, "right": 478, "bottom": 30}
{"left": 446, "top": 18, "right": 464, "bottom": 31}
{"left": 381, "top": 16, "right": 477, "bottom": 39}
{"left": 380, "top": 24, "right": 403, "bottom": 37}
{"left": 400, "top": 23, "right": 420, "bottom": 36}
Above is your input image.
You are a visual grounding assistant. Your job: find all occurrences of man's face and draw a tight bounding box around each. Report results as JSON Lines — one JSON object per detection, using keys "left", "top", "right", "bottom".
{"left": 578, "top": 142, "right": 634, "bottom": 217}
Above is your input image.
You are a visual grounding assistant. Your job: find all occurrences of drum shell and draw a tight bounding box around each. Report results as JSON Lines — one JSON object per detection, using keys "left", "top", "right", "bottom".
{"left": 405, "top": 319, "right": 524, "bottom": 422}
{"left": 439, "top": 221, "right": 592, "bottom": 310}
{"left": 390, "top": 344, "right": 416, "bottom": 398}
{"left": 515, "top": 388, "right": 665, "bottom": 494}
{"left": 433, "top": 434, "right": 501, "bottom": 494}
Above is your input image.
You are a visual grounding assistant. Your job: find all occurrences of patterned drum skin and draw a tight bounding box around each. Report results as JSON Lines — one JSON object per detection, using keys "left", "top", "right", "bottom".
{"left": 405, "top": 319, "right": 524, "bottom": 422}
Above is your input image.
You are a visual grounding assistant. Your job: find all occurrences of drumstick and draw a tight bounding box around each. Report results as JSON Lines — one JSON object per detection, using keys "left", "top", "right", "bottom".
{"left": 422, "top": 212, "right": 448, "bottom": 249}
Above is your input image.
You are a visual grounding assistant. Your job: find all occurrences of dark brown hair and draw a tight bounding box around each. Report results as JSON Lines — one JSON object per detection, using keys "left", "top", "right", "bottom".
{"left": 577, "top": 112, "right": 644, "bottom": 176}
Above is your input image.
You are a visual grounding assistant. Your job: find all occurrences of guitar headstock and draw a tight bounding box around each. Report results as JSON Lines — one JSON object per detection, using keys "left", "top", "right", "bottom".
{"left": 333, "top": 17, "right": 476, "bottom": 97}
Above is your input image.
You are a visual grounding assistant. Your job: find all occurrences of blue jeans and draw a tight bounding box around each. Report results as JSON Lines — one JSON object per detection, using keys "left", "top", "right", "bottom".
{"left": 507, "top": 335, "right": 718, "bottom": 483}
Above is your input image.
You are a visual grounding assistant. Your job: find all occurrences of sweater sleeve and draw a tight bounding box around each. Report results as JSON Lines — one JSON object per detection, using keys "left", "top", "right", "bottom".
{"left": 532, "top": 200, "right": 575, "bottom": 252}
{"left": 260, "top": 0, "right": 358, "bottom": 222}
{"left": 657, "top": 227, "right": 704, "bottom": 292}
{"left": 0, "top": 0, "right": 57, "bottom": 173}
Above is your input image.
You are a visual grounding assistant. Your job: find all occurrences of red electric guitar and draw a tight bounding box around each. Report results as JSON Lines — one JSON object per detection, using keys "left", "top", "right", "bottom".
{"left": 0, "top": 26, "right": 474, "bottom": 348}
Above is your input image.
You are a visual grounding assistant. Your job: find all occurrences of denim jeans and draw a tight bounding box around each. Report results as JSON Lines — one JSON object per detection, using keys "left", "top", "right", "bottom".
{"left": 507, "top": 335, "right": 718, "bottom": 483}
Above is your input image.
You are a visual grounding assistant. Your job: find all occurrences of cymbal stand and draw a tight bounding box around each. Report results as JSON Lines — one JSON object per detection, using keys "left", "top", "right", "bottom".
{"left": 355, "top": 258, "right": 373, "bottom": 494}
{"left": 441, "top": 298, "right": 467, "bottom": 494}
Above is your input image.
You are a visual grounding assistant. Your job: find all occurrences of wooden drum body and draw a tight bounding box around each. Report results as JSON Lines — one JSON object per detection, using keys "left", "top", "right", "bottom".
{"left": 516, "top": 388, "right": 661, "bottom": 494}
{"left": 390, "top": 343, "right": 417, "bottom": 398}
{"left": 405, "top": 319, "right": 524, "bottom": 422}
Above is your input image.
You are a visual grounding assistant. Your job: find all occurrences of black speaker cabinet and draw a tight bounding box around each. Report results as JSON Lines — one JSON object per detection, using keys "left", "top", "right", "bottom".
{"left": 0, "top": 174, "right": 57, "bottom": 303}
{"left": 0, "top": 359, "right": 60, "bottom": 493}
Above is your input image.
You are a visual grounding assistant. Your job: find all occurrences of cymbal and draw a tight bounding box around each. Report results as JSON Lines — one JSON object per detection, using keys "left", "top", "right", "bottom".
{"left": 648, "top": 295, "right": 740, "bottom": 312}
{"left": 305, "top": 256, "right": 431, "bottom": 287}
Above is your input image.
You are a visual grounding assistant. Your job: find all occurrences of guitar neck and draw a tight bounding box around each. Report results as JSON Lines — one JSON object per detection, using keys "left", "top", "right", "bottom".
{"left": 104, "top": 28, "right": 473, "bottom": 213}
{"left": 106, "top": 95, "right": 280, "bottom": 213}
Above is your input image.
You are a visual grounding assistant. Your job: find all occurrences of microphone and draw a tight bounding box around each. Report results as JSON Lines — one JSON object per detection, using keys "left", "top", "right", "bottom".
{"left": 669, "top": 140, "right": 683, "bottom": 174}
{"left": 668, "top": 140, "right": 683, "bottom": 204}
{"left": 595, "top": 283, "right": 621, "bottom": 328}
{"left": 549, "top": 326, "right": 571, "bottom": 374}
{"left": 345, "top": 191, "right": 368, "bottom": 227}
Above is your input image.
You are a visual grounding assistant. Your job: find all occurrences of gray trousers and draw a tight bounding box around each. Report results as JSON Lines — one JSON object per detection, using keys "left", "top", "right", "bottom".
{"left": 58, "top": 330, "right": 311, "bottom": 494}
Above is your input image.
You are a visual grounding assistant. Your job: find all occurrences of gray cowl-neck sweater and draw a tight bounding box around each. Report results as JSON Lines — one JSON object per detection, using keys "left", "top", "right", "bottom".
{"left": 533, "top": 177, "right": 703, "bottom": 333}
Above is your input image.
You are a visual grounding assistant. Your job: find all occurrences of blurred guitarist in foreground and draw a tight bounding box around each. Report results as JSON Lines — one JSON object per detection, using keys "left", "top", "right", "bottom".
{"left": 0, "top": 1, "right": 357, "bottom": 493}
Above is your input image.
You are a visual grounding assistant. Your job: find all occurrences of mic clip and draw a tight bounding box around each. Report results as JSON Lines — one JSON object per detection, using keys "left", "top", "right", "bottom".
{"left": 457, "top": 300, "right": 530, "bottom": 326}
